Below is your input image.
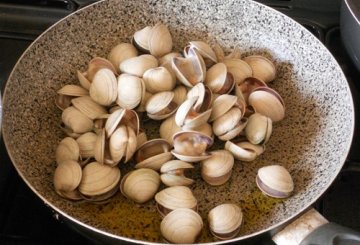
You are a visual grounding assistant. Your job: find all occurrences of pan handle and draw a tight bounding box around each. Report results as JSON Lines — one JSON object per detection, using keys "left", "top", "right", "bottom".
{"left": 272, "top": 208, "right": 360, "bottom": 245}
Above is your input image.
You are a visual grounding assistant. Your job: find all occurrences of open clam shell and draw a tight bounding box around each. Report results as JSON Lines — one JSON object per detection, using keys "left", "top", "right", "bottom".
{"left": 204, "top": 62, "right": 235, "bottom": 94}
{"left": 76, "top": 132, "right": 97, "bottom": 159}
{"left": 225, "top": 140, "right": 265, "bottom": 162}
{"left": 145, "top": 91, "right": 178, "bottom": 120}
{"left": 189, "top": 40, "right": 217, "bottom": 67}
{"left": 61, "top": 106, "right": 93, "bottom": 136}
{"left": 143, "top": 66, "right": 176, "bottom": 93}
{"left": 209, "top": 94, "right": 238, "bottom": 122}
{"left": 120, "top": 54, "right": 158, "bottom": 77}
{"left": 160, "top": 160, "right": 194, "bottom": 186}
{"left": 108, "top": 43, "right": 138, "bottom": 73}
{"left": 245, "top": 113, "right": 272, "bottom": 144}
{"left": 148, "top": 23, "right": 173, "bottom": 57}
{"left": 132, "top": 26, "right": 152, "bottom": 52}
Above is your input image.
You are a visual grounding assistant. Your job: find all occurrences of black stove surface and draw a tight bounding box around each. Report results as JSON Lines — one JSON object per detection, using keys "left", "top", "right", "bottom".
{"left": 1, "top": 0, "right": 360, "bottom": 244}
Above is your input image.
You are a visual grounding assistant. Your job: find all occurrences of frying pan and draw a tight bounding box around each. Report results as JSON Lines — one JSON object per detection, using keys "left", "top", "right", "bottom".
{"left": 1, "top": 0, "right": 359, "bottom": 244}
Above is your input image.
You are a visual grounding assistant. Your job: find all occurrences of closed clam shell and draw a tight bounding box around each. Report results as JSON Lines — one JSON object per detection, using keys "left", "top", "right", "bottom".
{"left": 117, "top": 74, "right": 145, "bottom": 109}
{"left": 160, "top": 208, "right": 203, "bottom": 244}
{"left": 209, "top": 94, "right": 238, "bottom": 122}
{"left": 56, "top": 137, "right": 79, "bottom": 165}
{"left": 245, "top": 113, "right": 272, "bottom": 144}
{"left": 78, "top": 161, "right": 121, "bottom": 197}
{"left": 72, "top": 96, "right": 107, "bottom": 120}
{"left": 76, "top": 132, "right": 97, "bottom": 158}
{"left": 61, "top": 106, "right": 93, "bottom": 134}
{"left": 160, "top": 160, "right": 194, "bottom": 186}
{"left": 89, "top": 68, "right": 118, "bottom": 106}
{"left": 155, "top": 186, "right": 197, "bottom": 216}
{"left": 204, "top": 62, "right": 234, "bottom": 94}
{"left": 160, "top": 115, "right": 182, "bottom": 145}
{"left": 54, "top": 160, "right": 82, "bottom": 194}
{"left": 243, "top": 55, "right": 276, "bottom": 83}
{"left": 223, "top": 58, "right": 253, "bottom": 85}
{"left": 108, "top": 43, "right": 138, "bottom": 73}
{"left": 248, "top": 86, "right": 285, "bottom": 122}
{"left": 133, "top": 26, "right": 152, "bottom": 52}
{"left": 120, "top": 168, "right": 160, "bottom": 203}
{"left": 208, "top": 203, "right": 243, "bottom": 240}
{"left": 109, "top": 125, "right": 128, "bottom": 163}
{"left": 148, "top": 23, "right": 173, "bottom": 57}
{"left": 143, "top": 67, "right": 176, "bottom": 93}
{"left": 119, "top": 54, "right": 158, "bottom": 77}
{"left": 201, "top": 150, "right": 234, "bottom": 186}
{"left": 225, "top": 140, "right": 265, "bottom": 162}
{"left": 134, "top": 139, "right": 173, "bottom": 170}
{"left": 145, "top": 91, "right": 177, "bottom": 120}
{"left": 256, "top": 165, "right": 294, "bottom": 198}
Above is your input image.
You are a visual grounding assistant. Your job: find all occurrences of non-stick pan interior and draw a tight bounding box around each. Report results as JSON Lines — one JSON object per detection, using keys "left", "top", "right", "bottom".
{"left": 2, "top": 0, "right": 354, "bottom": 243}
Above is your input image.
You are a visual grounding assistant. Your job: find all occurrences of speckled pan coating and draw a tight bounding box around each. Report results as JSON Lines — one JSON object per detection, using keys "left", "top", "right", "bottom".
{"left": 2, "top": 0, "right": 354, "bottom": 244}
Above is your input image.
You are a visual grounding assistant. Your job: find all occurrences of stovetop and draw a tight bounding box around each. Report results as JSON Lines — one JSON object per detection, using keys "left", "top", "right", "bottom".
{"left": 1, "top": 0, "right": 360, "bottom": 244}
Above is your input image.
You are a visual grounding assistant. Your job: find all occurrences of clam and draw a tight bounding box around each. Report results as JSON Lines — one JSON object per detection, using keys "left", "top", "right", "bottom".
{"left": 134, "top": 139, "right": 173, "bottom": 170}
{"left": 133, "top": 26, "right": 152, "bottom": 52}
{"left": 76, "top": 132, "right": 97, "bottom": 159}
{"left": 155, "top": 186, "right": 198, "bottom": 217}
{"left": 191, "top": 123, "right": 213, "bottom": 138}
{"left": 160, "top": 115, "right": 182, "bottom": 145}
{"left": 160, "top": 208, "right": 203, "bottom": 244}
{"left": 53, "top": 160, "right": 82, "bottom": 200}
{"left": 105, "top": 108, "right": 139, "bottom": 137}
{"left": 119, "top": 54, "right": 158, "bottom": 77}
{"left": 172, "top": 85, "right": 188, "bottom": 105}
{"left": 109, "top": 125, "right": 137, "bottom": 164}
{"left": 172, "top": 47, "right": 206, "bottom": 87}
{"left": 136, "top": 130, "right": 147, "bottom": 150}
{"left": 243, "top": 55, "right": 276, "bottom": 83}
{"left": 160, "top": 160, "right": 194, "bottom": 186}
{"left": 172, "top": 131, "right": 213, "bottom": 162}
{"left": 120, "top": 168, "right": 160, "bottom": 203}
{"left": 223, "top": 58, "right": 253, "bottom": 85}
{"left": 116, "top": 74, "right": 145, "bottom": 109}
{"left": 209, "top": 94, "right": 241, "bottom": 122}
{"left": 56, "top": 84, "right": 89, "bottom": 110}
{"left": 256, "top": 165, "right": 294, "bottom": 198}
{"left": 212, "top": 107, "right": 246, "bottom": 141}
{"left": 145, "top": 91, "right": 178, "bottom": 120}
{"left": 86, "top": 57, "right": 118, "bottom": 81}
{"left": 143, "top": 66, "right": 176, "bottom": 93}
{"left": 159, "top": 52, "right": 182, "bottom": 82}
{"left": 236, "top": 77, "right": 267, "bottom": 103}
{"left": 225, "top": 140, "right": 265, "bottom": 162}
{"left": 55, "top": 137, "right": 80, "bottom": 165}
{"left": 208, "top": 203, "right": 243, "bottom": 240}
{"left": 136, "top": 91, "right": 153, "bottom": 113}
{"left": 248, "top": 86, "right": 285, "bottom": 122}
{"left": 148, "top": 23, "right": 173, "bottom": 57}
{"left": 108, "top": 43, "right": 138, "bottom": 73}
{"left": 245, "top": 113, "right": 272, "bottom": 144}
{"left": 89, "top": 68, "right": 118, "bottom": 106}
{"left": 201, "top": 150, "right": 234, "bottom": 186}
{"left": 175, "top": 96, "right": 212, "bottom": 130}
{"left": 78, "top": 161, "right": 121, "bottom": 201}
{"left": 205, "top": 63, "right": 235, "bottom": 94}
{"left": 61, "top": 106, "right": 93, "bottom": 136}
{"left": 71, "top": 96, "right": 107, "bottom": 120}
{"left": 186, "top": 83, "right": 213, "bottom": 112}
{"left": 77, "top": 70, "right": 91, "bottom": 90}
{"left": 212, "top": 42, "right": 225, "bottom": 62}
{"left": 189, "top": 40, "right": 217, "bottom": 67}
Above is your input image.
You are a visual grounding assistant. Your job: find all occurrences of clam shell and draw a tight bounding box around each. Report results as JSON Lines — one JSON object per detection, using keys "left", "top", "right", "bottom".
{"left": 120, "top": 168, "right": 160, "bottom": 203}
{"left": 191, "top": 123, "right": 213, "bottom": 138}
{"left": 105, "top": 108, "right": 139, "bottom": 137}
{"left": 160, "top": 115, "right": 182, "bottom": 145}
{"left": 56, "top": 137, "right": 80, "bottom": 165}
{"left": 145, "top": 91, "right": 177, "bottom": 120}
{"left": 134, "top": 139, "right": 173, "bottom": 170}
{"left": 187, "top": 83, "right": 213, "bottom": 112}
{"left": 160, "top": 160, "right": 194, "bottom": 186}
{"left": 116, "top": 74, "right": 145, "bottom": 109}
{"left": 217, "top": 118, "right": 248, "bottom": 141}
{"left": 57, "top": 84, "right": 89, "bottom": 96}
{"left": 143, "top": 67, "right": 176, "bottom": 93}
{"left": 77, "top": 70, "right": 91, "bottom": 90}
{"left": 208, "top": 203, "right": 243, "bottom": 240}
{"left": 212, "top": 107, "right": 243, "bottom": 138}
{"left": 243, "top": 55, "right": 276, "bottom": 83}
{"left": 256, "top": 165, "right": 294, "bottom": 198}
{"left": 204, "top": 62, "right": 234, "bottom": 94}
{"left": 225, "top": 140, "right": 265, "bottom": 162}
{"left": 89, "top": 68, "right": 118, "bottom": 106}
{"left": 54, "top": 160, "right": 82, "bottom": 193}
{"left": 133, "top": 26, "right": 152, "bottom": 52}
{"left": 109, "top": 125, "right": 128, "bottom": 163}
{"left": 159, "top": 52, "right": 182, "bottom": 82}
{"left": 119, "top": 54, "right": 158, "bottom": 77}
{"left": 61, "top": 106, "right": 93, "bottom": 134}
{"left": 148, "top": 23, "right": 173, "bottom": 57}
{"left": 71, "top": 96, "right": 107, "bottom": 120}
{"left": 76, "top": 132, "right": 97, "bottom": 159}
{"left": 160, "top": 208, "right": 203, "bottom": 244}
{"left": 155, "top": 186, "right": 197, "bottom": 216}
{"left": 248, "top": 86, "right": 285, "bottom": 122}
{"left": 237, "top": 77, "right": 267, "bottom": 103}
{"left": 245, "top": 113, "right": 272, "bottom": 144}
{"left": 78, "top": 161, "right": 121, "bottom": 197}
{"left": 136, "top": 130, "right": 147, "bottom": 150}
{"left": 108, "top": 43, "right": 138, "bottom": 73}
{"left": 189, "top": 40, "right": 217, "bottom": 67}
{"left": 201, "top": 150, "right": 234, "bottom": 186}
{"left": 87, "top": 57, "right": 118, "bottom": 81}
{"left": 209, "top": 94, "right": 238, "bottom": 122}
{"left": 223, "top": 58, "right": 253, "bottom": 85}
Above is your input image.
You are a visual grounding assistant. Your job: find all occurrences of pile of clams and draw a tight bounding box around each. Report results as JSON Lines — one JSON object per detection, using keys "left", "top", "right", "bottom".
{"left": 54, "top": 23, "right": 294, "bottom": 243}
